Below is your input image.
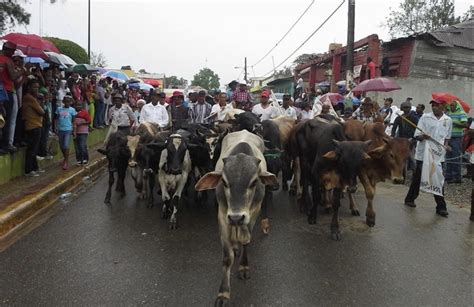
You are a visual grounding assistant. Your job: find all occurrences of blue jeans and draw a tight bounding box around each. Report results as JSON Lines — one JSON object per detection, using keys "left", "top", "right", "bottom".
{"left": 445, "top": 136, "right": 462, "bottom": 181}
{"left": 94, "top": 100, "right": 105, "bottom": 127}
{"left": 58, "top": 130, "right": 72, "bottom": 151}
{"left": 74, "top": 134, "right": 89, "bottom": 162}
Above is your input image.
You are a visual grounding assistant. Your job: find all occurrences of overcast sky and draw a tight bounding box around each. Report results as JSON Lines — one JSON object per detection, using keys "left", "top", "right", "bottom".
{"left": 14, "top": 0, "right": 472, "bottom": 85}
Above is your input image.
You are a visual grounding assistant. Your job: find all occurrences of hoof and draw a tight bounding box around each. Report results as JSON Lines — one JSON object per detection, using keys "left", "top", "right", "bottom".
{"left": 238, "top": 267, "right": 250, "bottom": 280}
{"left": 289, "top": 189, "right": 296, "bottom": 196}
{"left": 307, "top": 216, "right": 316, "bottom": 225}
{"left": 104, "top": 199, "right": 110, "bottom": 204}
{"left": 351, "top": 209, "right": 360, "bottom": 216}
{"left": 261, "top": 218, "right": 270, "bottom": 235}
{"left": 169, "top": 220, "right": 177, "bottom": 230}
{"left": 282, "top": 184, "right": 288, "bottom": 191}
{"left": 215, "top": 295, "right": 230, "bottom": 307}
{"left": 366, "top": 219, "right": 375, "bottom": 227}
{"left": 331, "top": 231, "right": 342, "bottom": 241}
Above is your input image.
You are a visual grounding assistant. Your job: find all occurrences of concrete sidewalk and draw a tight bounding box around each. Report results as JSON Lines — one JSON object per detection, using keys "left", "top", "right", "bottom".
{"left": 0, "top": 143, "right": 107, "bottom": 243}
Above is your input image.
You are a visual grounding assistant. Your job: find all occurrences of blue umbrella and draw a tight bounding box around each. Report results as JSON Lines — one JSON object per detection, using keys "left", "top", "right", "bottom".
{"left": 352, "top": 96, "right": 361, "bottom": 106}
{"left": 102, "top": 70, "right": 129, "bottom": 81}
{"left": 139, "top": 83, "right": 154, "bottom": 91}
{"left": 25, "top": 57, "right": 45, "bottom": 64}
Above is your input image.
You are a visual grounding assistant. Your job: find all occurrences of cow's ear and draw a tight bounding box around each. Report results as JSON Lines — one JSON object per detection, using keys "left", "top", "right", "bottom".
{"left": 195, "top": 172, "right": 222, "bottom": 191}
{"left": 259, "top": 171, "right": 279, "bottom": 186}
{"left": 322, "top": 150, "right": 338, "bottom": 160}
{"left": 97, "top": 148, "right": 108, "bottom": 155}
{"left": 367, "top": 144, "right": 386, "bottom": 159}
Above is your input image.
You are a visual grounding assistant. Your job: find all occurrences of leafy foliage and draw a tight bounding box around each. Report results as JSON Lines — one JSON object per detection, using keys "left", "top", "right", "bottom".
{"left": 90, "top": 51, "right": 107, "bottom": 68}
{"left": 385, "top": 0, "right": 472, "bottom": 38}
{"left": 44, "top": 37, "right": 89, "bottom": 64}
{"left": 191, "top": 68, "right": 220, "bottom": 90}
{"left": 293, "top": 53, "right": 320, "bottom": 65}
{"left": 164, "top": 75, "right": 187, "bottom": 88}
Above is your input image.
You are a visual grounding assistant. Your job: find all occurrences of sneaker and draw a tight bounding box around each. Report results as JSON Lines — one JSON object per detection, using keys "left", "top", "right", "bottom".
{"left": 36, "top": 156, "right": 45, "bottom": 161}
{"left": 36, "top": 168, "right": 46, "bottom": 173}
{"left": 404, "top": 201, "right": 416, "bottom": 208}
{"left": 82, "top": 160, "right": 89, "bottom": 165}
{"left": 45, "top": 155, "right": 54, "bottom": 160}
{"left": 6, "top": 145, "right": 17, "bottom": 153}
{"left": 76, "top": 161, "right": 83, "bottom": 166}
{"left": 25, "top": 171, "right": 39, "bottom": 177}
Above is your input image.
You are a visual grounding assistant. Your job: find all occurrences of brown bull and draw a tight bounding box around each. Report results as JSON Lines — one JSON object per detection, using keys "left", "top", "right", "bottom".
{"left": 343, "top": 120, "right": 411, "bottom": 226}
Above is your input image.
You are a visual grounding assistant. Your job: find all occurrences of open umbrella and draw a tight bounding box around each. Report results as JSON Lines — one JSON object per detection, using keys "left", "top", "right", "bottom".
{"left": 139, "top": 83, "right": 154, "bottom": 92}
{"left": 2, "top": 33, "right": 59, "bottom": 52}
{"left": 319, "top": 93, "right": 344, "bottom": 106}
{"left": 352, "top": 77, "right": 401, "bottom": 93}
{"left": 432, "top": 92, "right": 470, "bottom": 113}
{"left": 68, "top": 64, "right": 99, "bottom": 74}
{"left": 45, "top": 52, "right": 76, "bottom": 67}
{"left": 143, "top": 79, "right": 160, "bottom": 87}
{"left": 102, "top": 70, "right": 129, "bottom": 81}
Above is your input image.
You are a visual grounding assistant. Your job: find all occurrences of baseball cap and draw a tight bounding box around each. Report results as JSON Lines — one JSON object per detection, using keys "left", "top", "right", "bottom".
{"left": 429, "top": 98, "right": 446, "bottom": 105}
{"left": 261, "top": 91, "right": 269, "bottom": 98}
{"left": 13, "top": 49, "right": 26, "bottom": 58}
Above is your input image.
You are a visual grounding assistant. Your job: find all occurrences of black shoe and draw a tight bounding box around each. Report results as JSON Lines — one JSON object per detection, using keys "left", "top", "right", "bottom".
{"left": 436, "top": 209, "right": 449, "bottom": 217}
{"left": 405, "top": 201, "right": 416, "bottom": 208}
{"left": 446, "top": 179, "right": 462, "bottom": 184}
{"left": 0, "top": 148, "right": 9, "bottom": 155}
{"left": 6, "top": 145, "right": 17, "bottom": 153}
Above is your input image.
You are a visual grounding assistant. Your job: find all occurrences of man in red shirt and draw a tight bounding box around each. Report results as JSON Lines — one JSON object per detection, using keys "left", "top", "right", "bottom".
{"left": 367, "top": 57, "right": 376, "bottom": 79}
{"left": 0, "top": 41, "right": 26, "bottom": 154}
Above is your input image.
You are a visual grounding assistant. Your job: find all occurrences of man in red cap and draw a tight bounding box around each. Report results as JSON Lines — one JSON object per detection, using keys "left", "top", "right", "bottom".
{"left": 404, "top": 98, "right": 452, "bottom": 217}
{"left": 168, "top": 91, "right": 189, "bottom": 130}
{"left": 251, "top": 91, "right": 279, "bottom": 121}
{"left": 0, "top": 41, "right": 27, "bottom": 154}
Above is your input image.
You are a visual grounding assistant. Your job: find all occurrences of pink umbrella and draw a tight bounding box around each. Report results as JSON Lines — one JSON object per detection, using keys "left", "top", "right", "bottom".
{"left": 2, "top": 33, "right": 60, "bottom": 53}
{"left": 319, "top": 93, "right": 344, "bottom": 106}
{"left": 352, "top": 77, "right": 401, "bottom": 93}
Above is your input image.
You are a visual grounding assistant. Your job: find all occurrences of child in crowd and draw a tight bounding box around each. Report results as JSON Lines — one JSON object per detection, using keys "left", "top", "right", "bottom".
{"left": 73, "top": 101, "right": 91, "bottom": 166}
{"left": 55, "top": 95, "right": 76, "bottom": 170}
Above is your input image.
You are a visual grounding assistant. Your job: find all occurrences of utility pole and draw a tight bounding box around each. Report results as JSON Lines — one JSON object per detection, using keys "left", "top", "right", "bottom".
{"left": 244, "top": 57, "right": 248, "bottom": 83}
{"left": 346, "top": 0, "right": 355, "bottom": 89}
{"left": 88, "top": 0, "right": 91, "bottom": 60}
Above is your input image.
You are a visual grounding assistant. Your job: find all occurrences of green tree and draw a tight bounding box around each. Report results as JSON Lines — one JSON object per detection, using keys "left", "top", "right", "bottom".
{"left": 191, "top": 68, "right": 220, "bottom": 90}
{"left": 0, "top": 0, "right": 58, "bottom": 35}
{"left": 44, "top": 37, "right": 89, "bottom": 64}
{"left": 164, "top": 75, "right": 187, "bottom": 88}
{"left": 293, "top": 53, "right": 319, "bottom": 65}
{"left": 385, "top": 0, "right": 472, "bottom": 38}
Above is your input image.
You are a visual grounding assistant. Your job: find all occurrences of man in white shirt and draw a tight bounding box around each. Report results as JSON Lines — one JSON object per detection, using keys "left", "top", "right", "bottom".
{"left": 282, "top": 94, "right": 297, "bottom": 120}
{"left": 404, "top": 99, "right": 453, "bottom": 217}
{"left": 252, "top": 91, "right": 279, "bottom": 121}
{"left": 139, "top": 91, "right": 169, "bottom": 128}
{"left": 210, "top": 92, "right": 232, "bottom": 122}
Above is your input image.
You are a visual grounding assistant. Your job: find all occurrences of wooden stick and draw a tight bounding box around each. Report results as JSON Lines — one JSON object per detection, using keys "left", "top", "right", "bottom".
{"left": 399, "top": 115, "right": 447, "bottom": 149}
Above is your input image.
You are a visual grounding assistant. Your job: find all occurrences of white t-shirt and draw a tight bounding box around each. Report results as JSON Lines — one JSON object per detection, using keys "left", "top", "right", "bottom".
{"left": 139, "top": 103, "right": 169, "bottom": 127}
{"left": 211, "top": 103, "right": 232, "bottom": 121}
{"left": 300, "top": 109, "right": 314, "bottom": 120}
{"left": 282, "top": 106, "right": 297, "bottom": 120}
{"left": 252, "top": 103, "right": 279, "bottom": 121}
{"left": 414, "top": 112, "right": 452, "bottom": 162}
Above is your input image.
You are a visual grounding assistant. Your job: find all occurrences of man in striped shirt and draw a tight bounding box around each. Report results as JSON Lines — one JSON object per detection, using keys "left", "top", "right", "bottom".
{"left": 445, "top": 100, "right": 468, "bottom": 183}
{"left": 189, "top": 90, "right": 212, "bottom": 124}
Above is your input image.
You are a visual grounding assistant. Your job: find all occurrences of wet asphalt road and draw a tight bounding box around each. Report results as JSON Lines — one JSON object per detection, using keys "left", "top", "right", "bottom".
{"left": 0, "top": 173, "right": 472, "bottom": 306}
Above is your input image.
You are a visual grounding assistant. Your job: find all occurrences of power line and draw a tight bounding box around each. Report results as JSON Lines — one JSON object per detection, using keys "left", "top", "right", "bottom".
{"left": 250, "top": 0, "right": 315, "bottom": 68}
{"left": 262, "top": 0, "right": 346, "bottom": 77}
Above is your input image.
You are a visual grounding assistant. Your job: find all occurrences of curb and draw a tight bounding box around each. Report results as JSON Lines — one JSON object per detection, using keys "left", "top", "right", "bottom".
{"left": 0, "top": 157, "right": 107, "bottom": 241}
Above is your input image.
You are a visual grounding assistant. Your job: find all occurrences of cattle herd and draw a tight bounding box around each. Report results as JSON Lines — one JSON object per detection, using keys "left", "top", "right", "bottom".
{"left": 97, "top": 111, "right": 411, "bottom": 306}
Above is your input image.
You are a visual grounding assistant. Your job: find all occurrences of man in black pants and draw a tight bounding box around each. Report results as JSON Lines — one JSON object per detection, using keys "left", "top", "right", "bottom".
{"left": 404, "top": 99, "right": 453, "bottom": 217}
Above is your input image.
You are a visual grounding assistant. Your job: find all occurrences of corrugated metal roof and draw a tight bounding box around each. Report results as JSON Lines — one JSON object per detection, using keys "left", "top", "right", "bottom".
{"left": 425, "top": 18, "right": 474, "bottom": 49}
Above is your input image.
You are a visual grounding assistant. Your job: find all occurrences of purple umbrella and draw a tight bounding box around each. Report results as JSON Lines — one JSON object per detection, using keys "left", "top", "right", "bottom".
{"left": 352, "top": 77, "right": 401, "bottom": 93}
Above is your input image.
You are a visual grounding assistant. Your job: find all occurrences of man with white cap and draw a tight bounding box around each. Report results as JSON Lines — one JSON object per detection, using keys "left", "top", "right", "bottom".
{"left": 10, "top": 49, "right": 27, "bottom": 150}
{"left": 232, "top": 80, "right": 252, "bottom": 111}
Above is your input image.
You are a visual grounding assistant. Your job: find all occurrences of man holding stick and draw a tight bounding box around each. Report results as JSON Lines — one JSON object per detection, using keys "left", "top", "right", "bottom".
{"left": 404, "top": 99, "right": 453, "bottom": 217}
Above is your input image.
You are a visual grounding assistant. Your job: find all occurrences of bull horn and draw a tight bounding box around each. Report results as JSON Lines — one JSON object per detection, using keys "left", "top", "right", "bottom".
{"left": 333, "top": 139, "right": 341, "bottom": 147}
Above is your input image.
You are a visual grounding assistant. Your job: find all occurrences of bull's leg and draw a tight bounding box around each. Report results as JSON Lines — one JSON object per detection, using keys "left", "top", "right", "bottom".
{"left": 238, "top": 244, "right": 250, "bottom": 280}
{"left": 147, "top": 173, "right": 155, "bottom": 208}
{"left": 104, "top": 171, "right": 114, "bottom": 204}
{"left": 117, "top": 168, "right": 126, "bottom": 198}
{"left": 360, "top": 175, "right": 376, "bottom": 227}
{"left": 216, "top": 244, "right": 234, "bottom": 306}
{"left": 299, "top": 158, "right": 312, "bottom": 214}
{"left": 347, "top": 190, "right": 360, "bottom": 216}
{"left": 158, "top": 172, "right": 171, "bottom": 219}
{"left": 308, "top": 177, "right": 321, "bottom": 225}
{"left": 169, "top": 196, "right": 179, "bottom": 230}
{"left": 330, "top": 188, "right": 342, "bottom": 241}
{"left": 281, "top": 153, "right": 291, "bottom": 191}
{"left": 142, "top": 170, "right": 149, "bottom": 201}
{"left": 289, "top": 158, "right": 300, "bottom": 196}
{"left": 131, "top": 167, "right": 142, "bottom": 194}
{"left": 260, "top": 188, "right": 271, "bottom": 235}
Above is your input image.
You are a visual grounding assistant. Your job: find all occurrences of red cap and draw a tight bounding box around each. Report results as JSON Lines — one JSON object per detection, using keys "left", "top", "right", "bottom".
{"left": 429, "top": 98, "right": 447, "bottom": 105}
{"left": 172, "top": 91, "right": 184, "bottom": 98}
{"left": 261, "top": 91, "right": 269, "bottom": 98}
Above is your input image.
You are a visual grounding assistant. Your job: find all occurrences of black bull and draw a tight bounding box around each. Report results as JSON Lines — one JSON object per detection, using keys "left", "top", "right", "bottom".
{"left": 289, "top": 117, "right": 373, "bottom": 240}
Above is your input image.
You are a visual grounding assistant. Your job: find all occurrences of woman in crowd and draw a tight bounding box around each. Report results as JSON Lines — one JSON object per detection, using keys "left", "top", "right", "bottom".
{"left": 55, "top": 95, "right": 76, "bottom": 170}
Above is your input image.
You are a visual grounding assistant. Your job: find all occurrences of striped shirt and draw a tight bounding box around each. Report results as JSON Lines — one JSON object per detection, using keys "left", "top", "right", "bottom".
{"left": 445, "top": 103, "right": 468, "bottom": 137}
{"left": 189, "top": 102, "right": 212, "bottom": 124}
